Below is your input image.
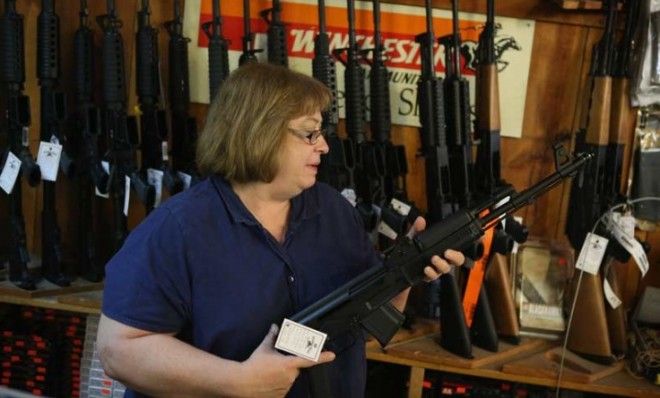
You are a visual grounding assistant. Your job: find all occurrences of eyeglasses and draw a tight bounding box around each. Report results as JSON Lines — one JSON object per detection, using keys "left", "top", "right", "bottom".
{"left": 287, "top": 127, "right": 326, "bottom": 145}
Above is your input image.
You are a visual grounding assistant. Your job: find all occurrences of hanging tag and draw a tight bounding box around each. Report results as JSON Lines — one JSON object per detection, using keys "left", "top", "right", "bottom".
{"left": 177, "top": 171, "right": 192, "bottom": 190}
{"left": 377, "top": 221, "right": 398, "bottom": 240}
{"left": 36, "top": 141, "right": 63, "bottom": 182}
{"left": 95, "top": 161, "right": 111, "bottom": 199}
{"left": 274, "top": 318, "right": 327, "bottom": 362}
{"left": 50, "top": 135, "right": 60, "bottom": 145}
{"left": 123, "top": 176, "right": 131, "bottom": 216}
{"left": 0, "top": 152, "right": 22, "bottom": 194}
{"left": 604, "top": 213, "right": 649, "bottom": 276}
{"left": 575, "top": 233, "right": 608, "bottom": 275}
{"left": 603, "top": 279, "right": 622, "bottom": 309}
{"left": 147, "top": 168, "right": 164, "bottom": 208}
{"left": 161, "top": 141, "right": 169, "bottom": 161}
{"left": 390, "top": 198, "right": 411, "bottom": 216}
{"left": 341, "top": 188, "right": 357, "bottom": 207}
{"left": 22, "top": 127, "right": 29, "bottom": 147}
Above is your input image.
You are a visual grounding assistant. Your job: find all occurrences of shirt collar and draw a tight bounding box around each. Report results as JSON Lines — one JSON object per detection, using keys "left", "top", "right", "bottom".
{"left": 211, "top": 176, "right": 321, "bottom": 227}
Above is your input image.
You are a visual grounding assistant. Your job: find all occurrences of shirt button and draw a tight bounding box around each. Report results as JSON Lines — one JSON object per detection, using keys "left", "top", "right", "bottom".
{"left": 288, "top": 275, "right": 295, "bottom": 283}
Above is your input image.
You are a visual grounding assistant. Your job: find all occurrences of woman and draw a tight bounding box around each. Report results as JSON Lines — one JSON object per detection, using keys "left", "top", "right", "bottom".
{"left": 97, "top": 63, "right": 464, "bottom": 397}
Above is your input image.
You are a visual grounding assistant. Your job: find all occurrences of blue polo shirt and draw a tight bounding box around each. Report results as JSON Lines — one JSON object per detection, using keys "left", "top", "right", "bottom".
{"left": 102, "top": 176, "right": 383, "bottom": 397}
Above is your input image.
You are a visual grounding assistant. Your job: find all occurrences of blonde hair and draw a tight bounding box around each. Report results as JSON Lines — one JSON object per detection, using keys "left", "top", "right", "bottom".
{"left": 196, "top": 63, "right": 332, "bottom": 183}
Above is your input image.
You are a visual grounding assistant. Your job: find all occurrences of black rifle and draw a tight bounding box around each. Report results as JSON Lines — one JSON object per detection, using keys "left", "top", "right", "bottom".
{"left": 334, "top": 0, "right": 382, "bottom": 231}
{"left": 136, "top": 0, "right": 183, "bottom": 213}
{"left": 0, "top": 0, "right": 41, "bottom": 290}
{"left": 38, "top": 0, "right": 74, "bottom": 286}
{"left": 239, "top": 0, "right": 262, "bottom": 66}
{"left": 472, "top": 0, "right": 526, "bottom": 345}
{"left": 296, "top": 149, "right": 592, "bottom": 398}
{"left": 201, "top": 0, "right": 229, "bottom": 101}
{"left": 98, "top": 0, "right": 154, "bottom": 251}
{"left": 313, "top": 0, "right": 353, "bottom": 192}
{"left": 368, "top": 0, "right": 415, "bottom": 243}
{"left": 72, "top": 0, "right": 108, "bottom": 282}
{"left": 260, "top": 0, "right": 288, "bottom": 66}
{"left": 167, "top": 0, "right": 199, "bottom": 182}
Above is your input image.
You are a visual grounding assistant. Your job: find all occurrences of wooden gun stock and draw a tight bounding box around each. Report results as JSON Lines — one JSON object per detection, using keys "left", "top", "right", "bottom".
{"left": 485, "top": 253, "right": 520, "bottom": 342}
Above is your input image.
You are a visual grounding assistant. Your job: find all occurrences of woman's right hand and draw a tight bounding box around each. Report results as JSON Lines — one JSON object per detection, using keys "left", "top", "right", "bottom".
{"left": 236, "top": 324, "right": 335, "bottom": 398}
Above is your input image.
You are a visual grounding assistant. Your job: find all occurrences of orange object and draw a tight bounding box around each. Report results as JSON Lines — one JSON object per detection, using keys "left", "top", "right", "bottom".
{"left": 462, "top": 210, "right": 495, "bottom": 327}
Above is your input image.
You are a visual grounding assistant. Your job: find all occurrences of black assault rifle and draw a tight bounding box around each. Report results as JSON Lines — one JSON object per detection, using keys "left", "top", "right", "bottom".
{"left": 136, "top": 0, "right": 183, "bottom": 213}
{"left": 72, "top": 0, "right": 108, "bottom": 282}
{"left": 295, "top": 148, "right": 591, "bottom": 397}
{"left": 260, "top": 0, "right": 288, "bottom": 66}
{"left": 313, "top": 0, "right": 352, "bottom": 192}
{"left": 98, "top": 0, "right": 154, "bottom": 251}
{"left": 239, "top": 0, "right": 262, "bottom": 66}
{"left": 1, "top": 0, "right": 41, "bottom": 290}
{"left": 167, "top": 0, "right": 199, "bottom": 181}
{"left": 201, "top": 0, "right": 229, "bottom": 101}
{"left": 38, "top": 0, "right": 75, "bottom": 286}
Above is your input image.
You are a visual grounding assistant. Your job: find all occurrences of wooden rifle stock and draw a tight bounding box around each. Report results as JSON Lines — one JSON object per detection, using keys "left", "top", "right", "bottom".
{"left": 485, "top": 253, "right": 520, "bottom": 342}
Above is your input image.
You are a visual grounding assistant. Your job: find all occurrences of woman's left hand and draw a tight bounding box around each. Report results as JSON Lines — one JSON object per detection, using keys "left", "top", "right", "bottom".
{"left": 408, "top": 216, "right": 466, "bottom": 282}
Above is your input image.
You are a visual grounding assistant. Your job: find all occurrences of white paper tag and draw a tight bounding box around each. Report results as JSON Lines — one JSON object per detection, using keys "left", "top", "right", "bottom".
{"left": 604, "top": 213, "right": 649, "bottom": 276}
{"left": 341, "top": 188, "right": 357, "bottom": 207}
{"left": 177, "top": 171, "right": 192, "bottom": 190}
{"left": 575, "top": 233, "right": 608, "bottom": 275}
{"left": 123, "top": 176, "right": 131, "bottom": 216}
{"left": 161, "top": 141, "right": 169, "bottom": 161}
{"left": 0, "top": 152, "right": 22, "bottom": 194}
{"left": 377, "top": 220, "right": 398, "bottom": 240}
{"left": 617, "top": 213, "right": 636, "bottom": 238}
{"left": 274, "top": 318, "right": 327, "bottom": 362}
{"left": 603, "top": 279, "right": 622, "bottom": 309}
{"left": 389, "top": 198, "right": 411, "bottom": 216}
{"left": 36, "top": 141, "right": 63, "bottom": 182}
{"left": 511, "top": 216, "right": 524, "bottom": 255}
{"left": 95, "top": 161, "right": 111, "bottom": 199}
{"left": 147, "top": 168, "right": 164, "bottom": 208}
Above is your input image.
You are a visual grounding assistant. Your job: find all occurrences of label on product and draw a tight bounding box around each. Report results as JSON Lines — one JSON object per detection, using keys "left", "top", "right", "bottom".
{"left": 36, "top": 141, "right": 62, "bottom": 182}
{"left": 123, "top": 176, "right": 131, "bottom": 216}
{"left": 147, "top": 168, "right": 164, "bottom": 208}
{"left": 95, "top": 161, "right": 111, "bottom": 199}
{"left": 177, "top": 171, "right": 192, "bottom": 190}
{"left": 575, "top": 233, "right": 609, "bottom": 275}
{"left": 603, "top": 279, "right": 622, "bottom": 309}
{"left": 390, "top": 198, "right": 411, "bottom": 216}
{"left": 341, "top": 188, "right": 357, "bottom": 207}
{"left": 604, "top": 213, "right": 649, "bottom": 276}
{"left": 377, "top": 221, "right": 398, "bottom": 241}
{"left": 275, "top": 318, "right": 327, "bottom": 362}
{"left": 0, "top": 152, "right": 21, "bottom": 194}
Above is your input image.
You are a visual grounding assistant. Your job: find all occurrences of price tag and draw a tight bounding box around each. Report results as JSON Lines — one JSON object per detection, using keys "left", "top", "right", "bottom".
{"left": 95, "top": 161, "right": 111, "bottom": 199}
{"left": 123, "top": 176, "right": 131, "bottom": 216}
{"left": 604, "top": 213, "right": 649, "bottom": 276}
{"left": 0, "top": 152, "right": 22, "bottom": 194}
{"left": 275, "top": 318, "right": 327, "bottom": 362}
{"left": 377, "top": 221, "right": 398, "bottom": 240}
{"left": 341, "top": 188, "right": 357, "bottom": 207}
{"left": 177, "top": 171, "right": 192, "bottom": 190}
{"left": 390, "top": 198, "right": 411, "bottom": 216}
{"left": 575, "top": 233, "right": 608, "bottom": 275}
{"left": 147, "top": 168, "right": 164, "bottom": 208}
{"left": 36, "top": 141, "right": 63, "bottom": 182}
{"left": 603, "top": 279, "right": 622, "bottom": 309}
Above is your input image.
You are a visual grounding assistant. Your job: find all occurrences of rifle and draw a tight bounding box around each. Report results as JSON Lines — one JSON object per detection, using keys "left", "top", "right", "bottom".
{"left": 368, "top": 0, "right": 415, "bottom": 243}
{"left": 98, "top": 0, "right": 154, "bottom": 251}
{"left": 1, "top": 0, "right": 41, "bottom": 290}
{"left": 136, "top": 0, "right": 183, "bottom": 213}
{"left": 313, "top": 0, "right": 353, "bottom": 193}
{"left": 260, "top": 0, "right": 288, "bottom": 66}
{"left": 72, "top": 0, "right": 108, "bottom": 282}
{"left": 201, "top": 0, "right": 229, "bottom": 101}
{"left": 334, "top": 0, "right": 382, "bottom": 231}
{"left": 38, "top": 0, "right": 75, "bottom": 286}
{"left": 296, "top": 149, "right": 591, "bottom": 397}
{"left": 239, "top": 0, "right": 262, "bottom": 66}
{"left": 167, "top": 0, "right": 199, "bottom": 182}
{"left": 565, "top": 0, "right": 619, "bottom": 365}
{"left": 474, "top": 0, "right": 526, "bottom": 343}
